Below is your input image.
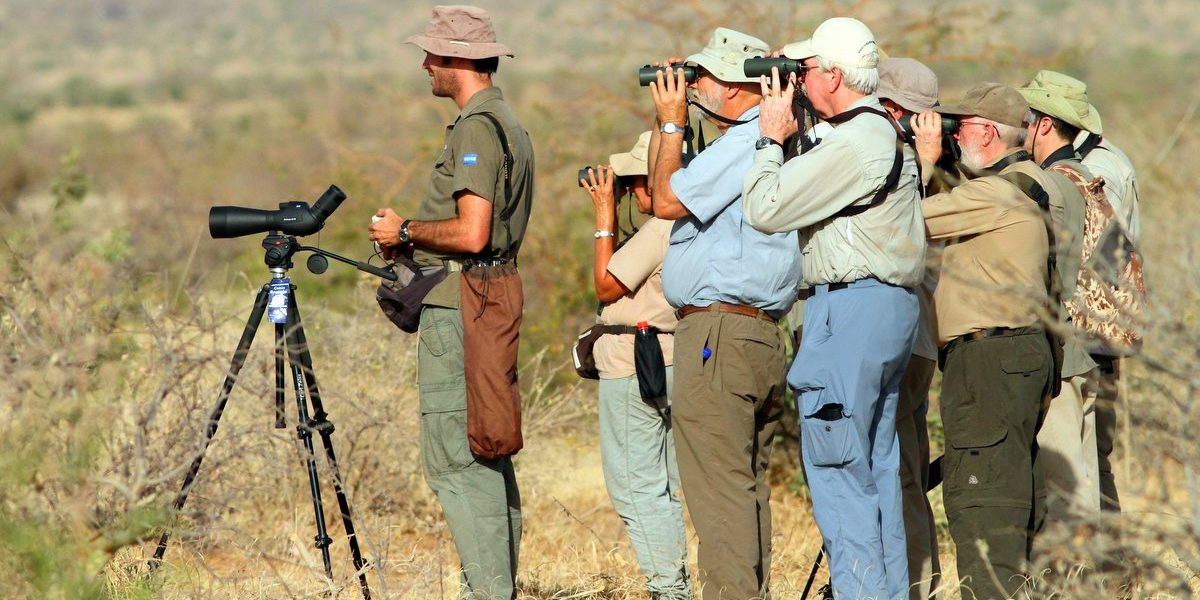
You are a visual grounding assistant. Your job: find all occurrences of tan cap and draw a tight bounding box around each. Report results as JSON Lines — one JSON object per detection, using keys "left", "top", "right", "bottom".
{"left": 876, "top": 57, "right": 938, "bottom": 113}
{"left": 609, "top": 131, "right": 651, "bottom": 177}
{"left": 782, "top": 17, "right": 878, "bottom": 69}
{"left": 406, "top": 5, "right": 514, "bottom": 60}
{"left": 1018, "top": 70, "right": 1103, "bottom": 135}
{"left": 936, "top": 82, "right": 1029, "bottom": 128}
{"left": 685, "top": 28, "right": 770, "bottom": 84}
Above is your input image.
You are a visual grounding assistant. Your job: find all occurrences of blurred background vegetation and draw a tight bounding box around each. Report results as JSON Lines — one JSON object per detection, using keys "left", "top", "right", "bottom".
{"left": 2, "top": 0, "right": 1199, "bottom": 597}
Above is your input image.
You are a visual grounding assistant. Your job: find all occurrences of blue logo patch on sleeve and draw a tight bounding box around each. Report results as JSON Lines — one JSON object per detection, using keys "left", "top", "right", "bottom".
{"left": 463, "top": 153, "right": 478, "bottom": 166}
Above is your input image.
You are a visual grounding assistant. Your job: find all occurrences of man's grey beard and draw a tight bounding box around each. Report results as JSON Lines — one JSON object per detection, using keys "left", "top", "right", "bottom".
{"left": 687, "top": 87, "right": 724, "bottom": 118}
{"left": 959, "top": 140, "right": 989, "bottom": 172}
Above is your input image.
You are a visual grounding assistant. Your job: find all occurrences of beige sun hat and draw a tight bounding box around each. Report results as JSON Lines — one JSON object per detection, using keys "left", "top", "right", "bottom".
{"left": 935, "top": 82, "right": 1029, "bottom": 128}
{"left": 876, "top": 57, "right": 938, "bottom": 113}
{"left": 782, "top": 17, "right": 879, "bottom": 70}
{"left": 1018, "top": 70, "right": 1103, "bottom": 135}
{"left": 684, "top": 27, "right": 770, "bottom": 84}
{"left": 609, "top": 131, "right": 651, "bottom": 177}
{"left": 405, "top": 5, "right": 514, "bottom": 60}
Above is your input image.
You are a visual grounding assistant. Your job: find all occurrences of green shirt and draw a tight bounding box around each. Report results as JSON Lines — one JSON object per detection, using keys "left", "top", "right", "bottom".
{"left": 415, "top": 87, "right": 535, "bottom": 308}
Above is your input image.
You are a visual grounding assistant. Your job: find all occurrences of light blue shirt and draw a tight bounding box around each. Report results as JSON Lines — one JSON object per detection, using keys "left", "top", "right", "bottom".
{"left": 662, "top": 106, "right": 803, "bottom": 318}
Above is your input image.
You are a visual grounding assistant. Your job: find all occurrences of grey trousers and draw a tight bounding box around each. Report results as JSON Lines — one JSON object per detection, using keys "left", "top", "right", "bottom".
{"left": 599, "top": 369, "right": 690, "bottom": 599}
{"left": 418, "top": 307, "right": 522, "bottom": 600}
{"left": 898, "top": 355, "right": 940, "bottom": 599}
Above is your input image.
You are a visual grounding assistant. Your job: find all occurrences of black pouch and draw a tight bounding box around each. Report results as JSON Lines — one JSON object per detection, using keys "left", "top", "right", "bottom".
{"left": 572, "top": 326, "right": 606, "bottom": 380}
{"left": 375, "top": 255, "right": 447, "bottom": 333}
{"left": 634, "top": 324, "right": 667, "bottom": 399}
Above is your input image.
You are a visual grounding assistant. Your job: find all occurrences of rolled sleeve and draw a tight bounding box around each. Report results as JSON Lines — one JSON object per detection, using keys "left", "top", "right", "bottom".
{"left": 608, "top": 219, "right": 669, "bottom": 291}
{"left": 450, "top": 118, "right": 502, "bottom": 203}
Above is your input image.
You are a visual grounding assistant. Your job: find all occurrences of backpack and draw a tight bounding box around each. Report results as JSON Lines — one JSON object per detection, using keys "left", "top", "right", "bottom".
{"left": 1048, "top": 163, "right": 1146, "bottom": 355}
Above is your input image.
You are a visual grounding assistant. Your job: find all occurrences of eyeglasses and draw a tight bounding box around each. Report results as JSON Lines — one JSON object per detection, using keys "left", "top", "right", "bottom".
{"left": 958, "top": 120, "right": 995, "bottom": 134}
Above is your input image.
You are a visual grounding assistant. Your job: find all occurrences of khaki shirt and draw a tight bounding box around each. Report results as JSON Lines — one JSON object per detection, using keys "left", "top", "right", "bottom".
{"left": 415, "top": 87, "right": 536, "bottom": 308}
{"left": 922, "top": 158, "right": 1049, "bottom": 345}
{"left": 595, "top": 218, "right": 677, "bottom": 379}
{"left": 743, "top": 96, "right": 925, "bottom": 288}
{"left": 1077, "top": 135, "right": 1140, "bottom": 246}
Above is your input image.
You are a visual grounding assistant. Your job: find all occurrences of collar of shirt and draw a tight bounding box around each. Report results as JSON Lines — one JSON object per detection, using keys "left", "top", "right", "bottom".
{"left": 455, "top": 87, "right": 504, "bottom": 123}
{"left": 1040, "top": 143, "right": 1078, "bottom": 168}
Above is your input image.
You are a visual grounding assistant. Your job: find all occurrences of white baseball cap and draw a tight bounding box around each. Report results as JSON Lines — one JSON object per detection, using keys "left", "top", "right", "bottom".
{"left": 782, "top": 17, "right": 879, "bottom": 70}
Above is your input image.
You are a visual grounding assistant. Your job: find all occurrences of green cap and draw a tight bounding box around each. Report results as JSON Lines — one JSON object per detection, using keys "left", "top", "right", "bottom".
{"left": 1017, "top": 70, "right": 1103, "bottom": 135}
{"left": 935, "top": 82, "right": 1029, "bottom": 128}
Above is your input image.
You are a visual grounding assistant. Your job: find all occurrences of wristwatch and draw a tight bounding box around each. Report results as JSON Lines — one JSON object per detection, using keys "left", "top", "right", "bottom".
{"left": 660, "top": 122, "right": 686, "bottom": 135}
{"left": 398, "top": 219, "right": 412, "bottom": 243}
{"left": 755, "top": 136, "right": 782, "bottom": 151}
{"left": 594, "top": 229, "right": 614, "bottom": 239}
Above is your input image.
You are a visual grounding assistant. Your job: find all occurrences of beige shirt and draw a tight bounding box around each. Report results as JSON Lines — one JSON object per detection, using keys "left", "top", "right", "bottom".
{"left": 1076, "top": 134, "right": 1141, "bottom": 246}
{"left": 922, "top": 161, "right": 1050, "bottom": 345}
{"left": 743, "top": 96, "right": 926, "bottom": 288}
{"left": 594, "top": 218, "right": 677, "bottom": 379}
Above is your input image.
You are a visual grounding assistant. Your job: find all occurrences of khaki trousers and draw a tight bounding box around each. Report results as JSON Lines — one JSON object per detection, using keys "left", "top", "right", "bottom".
{"left": 672, "top": 311, "right": 785, "bottom": 600}
{"left": 898, "top": 355, "right": 940, "bottom": 599}
{"left": 1036, "top": 368, "right": 1101, "bottom": 527}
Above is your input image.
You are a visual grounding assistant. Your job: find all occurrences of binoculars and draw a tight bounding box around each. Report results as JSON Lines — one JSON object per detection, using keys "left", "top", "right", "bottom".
{"left": 637, "top": 64, "right": 698, "bottom": 87}
{"left": 897, "top": 114, "right": 961, "bottom": 136}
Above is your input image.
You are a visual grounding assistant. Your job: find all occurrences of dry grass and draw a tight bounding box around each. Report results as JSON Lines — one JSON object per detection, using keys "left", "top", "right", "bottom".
{"left": 3, "top": 0, "right": 1200, "bottom": 598}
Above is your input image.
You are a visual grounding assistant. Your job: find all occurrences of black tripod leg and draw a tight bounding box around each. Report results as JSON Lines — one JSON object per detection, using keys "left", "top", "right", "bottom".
{"left": 274, "top": 322, "right": 286, "bottom": 429}
{"left": 149, "top": 284, "right": 270, "bottom": 571}
{"left": 288, "top": 291, "right": 372, "bottom": 600}
{"left": 800, "top": 547, "right": 824, "bottom": 600}
{"left": 282, "top": 300, "right": 335, "bottom": 581}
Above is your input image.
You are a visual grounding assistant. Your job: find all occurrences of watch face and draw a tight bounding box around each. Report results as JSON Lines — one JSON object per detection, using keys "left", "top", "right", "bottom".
{"left": 662, "top": 123, "right": 682, "bottom": 134}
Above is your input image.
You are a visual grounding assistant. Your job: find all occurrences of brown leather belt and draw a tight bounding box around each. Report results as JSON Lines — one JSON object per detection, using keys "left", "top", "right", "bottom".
{"left": 674, "top": 302, "right": 778, "bottom": 324}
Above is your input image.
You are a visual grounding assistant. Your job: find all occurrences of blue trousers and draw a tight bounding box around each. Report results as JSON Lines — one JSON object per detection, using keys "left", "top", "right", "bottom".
{"left": 791, "top": 280, "right": 917, "bottom": 600}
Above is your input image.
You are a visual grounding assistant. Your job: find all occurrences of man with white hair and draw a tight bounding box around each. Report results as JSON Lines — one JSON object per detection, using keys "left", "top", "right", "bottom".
{"left": 742, "top": 17, "right": 926, "bottom": 599}
{"left": 648, "top": 27, "right": 802, "bottom": 600}
{"left": 910, "top": 83, "right": 1056, "bottom": 599}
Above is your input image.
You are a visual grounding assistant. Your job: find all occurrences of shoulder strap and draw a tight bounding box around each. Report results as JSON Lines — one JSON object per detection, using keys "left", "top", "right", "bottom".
{"left": 997, "top": 170, "right": 1061, "bottom": 313}
{"left": 824, "top": 106, "right": 908, "bottom": 218}
{"left": 1077, "top": 133, "right": 1103, "bottom": 160}
{"left": 470, "top": 112, "right": 518, "bottom": 258}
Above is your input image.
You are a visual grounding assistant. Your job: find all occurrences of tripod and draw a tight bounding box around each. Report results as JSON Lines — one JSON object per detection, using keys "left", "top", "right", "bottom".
{"left": 149, "top": 233, "right": 395, "bottom": 599}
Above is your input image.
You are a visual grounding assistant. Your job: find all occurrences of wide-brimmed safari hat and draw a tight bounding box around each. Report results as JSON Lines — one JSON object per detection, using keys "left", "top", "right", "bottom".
{"left": 685, "top": 27, "right": 770, "bottom": 84}
{"left": 406, "top": 5, "right": 514, "bottom": 60}
{"left": 1018, "top": 70, "right": 1103, "bottom": 134}
{"left": 782, "top": 17, "right": 879, "bottom": 70}
{"left": 609, "top": 131, "right": 651, "bottom": 177}
{"left": 876, "top": 57, "right": 938, "bottom": 113}
{"left": 936, "top": 82, "right": 1029, "bottom": 128}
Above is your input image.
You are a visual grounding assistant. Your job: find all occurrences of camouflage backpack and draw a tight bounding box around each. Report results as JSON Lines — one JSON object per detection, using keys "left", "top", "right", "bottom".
{"left": 1049, "top": 163, "right": 1147, "bottom": 355}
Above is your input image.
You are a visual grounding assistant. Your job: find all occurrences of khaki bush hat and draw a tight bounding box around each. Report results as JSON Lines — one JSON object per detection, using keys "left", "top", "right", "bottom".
{"left": 685, "top": 27, "right": 770, "bottom": 84}
{"left": 782, "top": 17, "right": 879, "bottom": 69}
{"left": 936, "top": 82, "right": 1029, "bottom": 128}
{"left": 1018, "top": 70, "right": 1103, "bottom": 134}
{"left": 876, "top": 57, "right": 938, "bottom": 113}
{"left": 609, "top": 131, "right": 651, "bottom": 177}
{"left": 406, "top": 5, "right": 514, "bottom": 60}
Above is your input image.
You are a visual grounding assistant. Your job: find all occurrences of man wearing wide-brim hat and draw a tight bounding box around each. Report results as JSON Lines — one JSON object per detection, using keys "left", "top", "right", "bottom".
{"left": 368, "top": 6, "right": 533, "bottom": 599}
{"left": 1020, "top": 70, "right": 1143, "bottom": 564}
{"left": 646, "top": 26, "right": 803, "bottom": 600}
{"left": 910, "top": 82, "right": 1057, "bottom": 599}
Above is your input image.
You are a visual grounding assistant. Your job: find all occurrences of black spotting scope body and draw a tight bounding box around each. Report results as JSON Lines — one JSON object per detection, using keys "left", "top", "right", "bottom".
{"left": 210, "top": 185, "right": 346, "bottom": 239}
{"left": 638, "top": 64, "right": 697, "bottom": 87}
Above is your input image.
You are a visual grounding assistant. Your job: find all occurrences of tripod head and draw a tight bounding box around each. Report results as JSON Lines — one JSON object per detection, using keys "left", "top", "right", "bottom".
{"left": 260, "top": 232, "right": 396, "bottom": 282}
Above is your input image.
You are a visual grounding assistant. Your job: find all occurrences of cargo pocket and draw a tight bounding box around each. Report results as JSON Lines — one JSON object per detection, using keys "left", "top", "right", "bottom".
{"left": 1001, "top": 353, "right": 1045, "bottom": 377}
{"left": 420, "top": 408, "right": 475, "bottom": 476}
{"left": 943, "top": 414, "right": 1009, "bottom": 512}
{"left": 800, "top": 390, "right": 857, "bottom": 467}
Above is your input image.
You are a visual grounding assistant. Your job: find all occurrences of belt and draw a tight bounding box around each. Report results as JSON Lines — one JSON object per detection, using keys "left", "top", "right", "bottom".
{"left": 443, "top": 259, "right": 463, "bottom": 273}
{"left": 801, "top": 277, "right": 880, "bottom": 299}
{"left": 461, "top": 257, "right": 512, "bottom": 270}
{"left": 675, "top": 302, "right": 778, "bottom": 324}
{"left": 942, "top": 326, "right": 1042, "bottom": 357}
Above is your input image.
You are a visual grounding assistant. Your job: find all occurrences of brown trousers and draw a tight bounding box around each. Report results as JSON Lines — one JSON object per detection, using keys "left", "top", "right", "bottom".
{"left": 898, "top": 355, "right": 941, "bottom": 599}
{"left": 671, "top": 311, "right": 785, "bottom": 600}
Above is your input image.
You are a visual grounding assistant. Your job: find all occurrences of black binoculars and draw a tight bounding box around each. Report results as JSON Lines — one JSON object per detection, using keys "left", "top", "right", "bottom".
{"left": 638, "top": 64, "right": 698, "bottom": 87}
{"left": 742, "top": 57, "right": 806, "bottom": 79}
{"left": 897, "top": 114, "right": 960, "bottom": 136}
